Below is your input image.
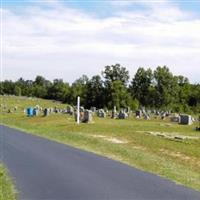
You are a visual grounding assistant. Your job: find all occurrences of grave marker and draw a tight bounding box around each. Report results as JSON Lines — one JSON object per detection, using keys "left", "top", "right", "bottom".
{"left": 179, "top": 114, "right": 193, "bottom": 125}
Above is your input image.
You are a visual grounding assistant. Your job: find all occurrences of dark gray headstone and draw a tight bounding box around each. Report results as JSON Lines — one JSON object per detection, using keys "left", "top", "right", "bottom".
{"left": 82, "top": 110, "right": 93, "bottom": 123}
{"left": 118, "top": 110, "right": 128, "bottom": 119}
{"left": 136, "top": 110, "right": 142, "bottom": 118}
{"left": 179, "top": 114, "right": 193, "bottom": 125}
{"left": 43, "top": 108, "right": 49, "bottom": 117}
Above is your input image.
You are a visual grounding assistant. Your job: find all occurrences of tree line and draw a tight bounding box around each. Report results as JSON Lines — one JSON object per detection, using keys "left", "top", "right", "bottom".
{"left": 0, "top": 64, "right": 200, "bottom": 113}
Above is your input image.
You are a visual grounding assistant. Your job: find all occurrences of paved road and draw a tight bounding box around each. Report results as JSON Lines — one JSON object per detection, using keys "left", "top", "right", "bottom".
{"left": 1, "top": 125, "right": 200, "bottom": 200}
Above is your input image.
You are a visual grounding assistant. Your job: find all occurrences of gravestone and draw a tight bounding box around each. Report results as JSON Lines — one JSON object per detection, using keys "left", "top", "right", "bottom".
{"left": 49, "top": 108, "right": 54, "bottom": 113}
{"left": 118, "top": 110, "right": 128, "bottom": 119}
{"left": 43, "top": 108, "right": 49, "bottom": 117}
{"left": 125, "top": 107, "right": 131, "bottom": 115}
{"left": 54, "top": 107, "right": 59, "bottom": 113}
{"left": 156, "top": 110, "right": 160, "bottom": 116}
{"left": 67, "top": 105, "right": 74, "bottom": 115}
{"left": 82, "top": 110, "right": 93, "bottom": 123}
{"left": 33, "top": 108, "right": 39, "bottom": 116}
{"left": 80, "top": 106, "right": 84, "bottom": 112}
{"left": 97, "top": 109, "right": 106, "bottom": 118}
{"left": 74, "top": 111, "right": 84, "bottom": 122}
{"left": 111, "top": 106, "right": 117, "bottom": 119}
{"left": 27, "top": 107, "right": 34, "bottom": 117}
{"left": 136, "top": 110, "right": 142, "bottom": 118}
{"left": 161, "top": 112, "right": 166, "bottom": 120}
{"left": 179, "top": 114, "right": 193, "bottom": 125}
{"left": 144, "top": 114, "right": 150, "bottom": 120}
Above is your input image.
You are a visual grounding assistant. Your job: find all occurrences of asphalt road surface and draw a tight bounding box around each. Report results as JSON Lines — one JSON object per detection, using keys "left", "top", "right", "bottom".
{"left": 1, "top": 125, "right": 200, "bottom": 200}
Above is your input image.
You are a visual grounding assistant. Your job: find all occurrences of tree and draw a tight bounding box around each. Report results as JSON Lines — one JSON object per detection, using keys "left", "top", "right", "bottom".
{"left": 0, "top": 82, "right": 4, "bottom": 95}
{"left": 154, "top": 66, "right": 178, "bottom": 109}
{"left": 33, "top": 76, "right": 51, "bottom": 98}
{"left": 188, "top": 84, "right": 200, "bottom": 109}
{"left": 48, "top": 79, "right": 70, "bottom": 102}
{"left": 14, "top": 86, "right": 21, "bottom": 96}
{"left": 109, "top": 80, "right": 131, "bottom": 110}
{"left": 130, "top": 67, "right": 153, "bottom": 107}
{"left": 34, "top": 76, "right": 46, "bottom": 86}
{"left": 102, "top": 64, "right": 130, "bottom": 109}
{"left": 68, "top": 75, "right": 89, "bottom": 106}
{"left": 171, "top": 75, "right": 190, "bottom": 112}
{"left": 102, "top": 64, "right": 130, "bottom": 86}
{"left": 1, "top": 80, "right": 15, "bottom": 94}
{"left": 85, "top": 75, "right": 105, "bottom": 108}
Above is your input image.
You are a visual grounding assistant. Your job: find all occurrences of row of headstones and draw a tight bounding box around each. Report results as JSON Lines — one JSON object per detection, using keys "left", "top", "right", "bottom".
{"left": 97, "top": 107, "right": 130, "bottom": 119}
{"left": 25, "top": 105, "right": 94, "bottom": 123}
{"left": 97, "top": 107, "right": 156, "bottom": 120}
{"left": 135, "top": 109, "right": 172, "bottom": 119}
{"left": 96, "top": 107, "right": 172, "bottom": 120}
{"left": 135, "top": 109, "right": 195, "bottom": 125}
{"left": 26, "top": 106, "right": 68, "bottom": 117}
{"left": 96, "top": 107, "right": 195, "bottom": 125}
{"left": 25, "top": 104, "right": 196, "bottom": 126}
{"left": 73, "top": 106, "right": 130, "bottom": 123}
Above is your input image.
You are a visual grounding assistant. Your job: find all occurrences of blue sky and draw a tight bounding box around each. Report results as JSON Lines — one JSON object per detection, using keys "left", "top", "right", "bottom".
{"left": 1, "top": 0, "right": 200, "bottom": 83}
{"left": 3, "top": 0, "right": 200, "bottom": 17}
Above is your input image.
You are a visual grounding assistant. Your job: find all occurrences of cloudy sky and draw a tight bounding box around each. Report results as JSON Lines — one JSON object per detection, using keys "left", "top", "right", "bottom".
{"left": 1, "top": 0, "right": 200, "bottom": 83}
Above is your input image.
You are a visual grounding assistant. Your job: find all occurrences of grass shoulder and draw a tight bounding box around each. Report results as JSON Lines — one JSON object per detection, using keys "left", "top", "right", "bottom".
{"left": 0, "top": 164, "right": 17, "bottom": 200}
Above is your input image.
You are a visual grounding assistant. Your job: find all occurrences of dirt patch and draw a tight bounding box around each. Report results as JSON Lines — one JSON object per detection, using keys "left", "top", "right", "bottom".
{"left": 132, "top": 145, "right": 146, "bottom": 150}
{"left": 159, "top": 149, "right": 200, "bottom": 167}
{"left": 105, "top": 138, "right": 127, "bottom": 144}
{"left": 91, "top": 135, "right": 106, "bottom": 139}
{"left": 91, "top": 134, "right": 128, "bottom": 144}
{"left": 160, "top": 149, "right": 191, "bottom": 161}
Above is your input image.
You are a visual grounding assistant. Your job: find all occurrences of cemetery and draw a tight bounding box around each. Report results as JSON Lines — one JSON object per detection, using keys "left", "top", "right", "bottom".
{"left": 0, "top": 95, "right": 200, "bottom": 192}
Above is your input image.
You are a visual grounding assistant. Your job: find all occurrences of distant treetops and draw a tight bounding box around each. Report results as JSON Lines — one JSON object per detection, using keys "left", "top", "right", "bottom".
{"left": 0, "top": 64, "right": 199, "bottom": 113}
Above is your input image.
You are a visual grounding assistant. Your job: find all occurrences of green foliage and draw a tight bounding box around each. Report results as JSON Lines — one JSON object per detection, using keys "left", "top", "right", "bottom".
{"left": 153, "top": 66, "right": 178, "bottom": 109}
{"left": 130, "top": 67, "right": 154, "bottom": 107}
{"left": 109, "top": 80, "right": 131, "bottom": 109}
{"left": 102, "top": 63, "right": 130, "bottom": 86}
{"left": 85, "top": 75, "right": 105, "bottom": 108}
{"left": 13, "top": 86, "right": 21, "bottom": 96}
{"left": 48, "top": 79, "right": 69, "bottom": 102}
{"left": 68, "top": 75, "right": 89, "bottom": 106}
{"left": 0, "top": 65, "right": 199, "bottom": 112}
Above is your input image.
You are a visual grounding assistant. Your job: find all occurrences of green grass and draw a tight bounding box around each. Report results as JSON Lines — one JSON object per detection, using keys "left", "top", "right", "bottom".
{"left": 1, "top": 95, "right": 200, "bottom": 192}
{"left": 0, "top": 164, "right": 17, "bottom": 200}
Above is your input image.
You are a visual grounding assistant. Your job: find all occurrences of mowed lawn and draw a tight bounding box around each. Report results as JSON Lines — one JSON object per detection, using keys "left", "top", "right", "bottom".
{"left": 1, "top": 95, "right": 200, "bottom": 192}
{"left": 0, "top": 164, "right": 17, "bottom": 200}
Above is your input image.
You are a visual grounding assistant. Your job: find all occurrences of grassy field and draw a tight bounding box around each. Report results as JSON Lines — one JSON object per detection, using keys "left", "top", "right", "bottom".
{"left": 0, "top": 164, "right": 17, "bottom": 200}
{"left": 1, "top": 95, "right": 200, "bottom": 192}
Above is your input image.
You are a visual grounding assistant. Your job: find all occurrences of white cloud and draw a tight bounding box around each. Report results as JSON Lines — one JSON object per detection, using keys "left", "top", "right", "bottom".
{"left": 2, "top": 1, "right": 200, "bottom": 83}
